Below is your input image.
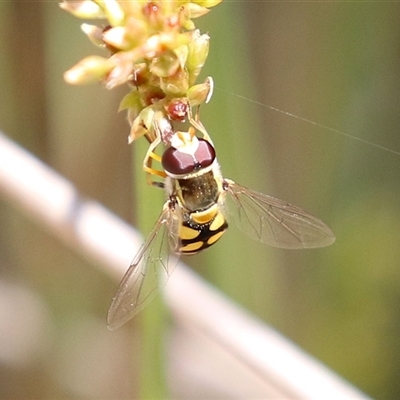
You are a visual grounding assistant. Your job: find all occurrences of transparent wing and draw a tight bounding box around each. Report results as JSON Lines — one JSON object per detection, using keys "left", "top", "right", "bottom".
{"left": 225, "top": 179, "right": 335, "bottom": 249}
{"left": 107, "top": 203, "right": 180, "bottom": 330}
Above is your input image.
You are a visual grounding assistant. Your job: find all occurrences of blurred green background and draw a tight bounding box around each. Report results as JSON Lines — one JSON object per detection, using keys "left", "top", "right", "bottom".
{"left": 1, "top": 1, "right": 400, "bottom": 399}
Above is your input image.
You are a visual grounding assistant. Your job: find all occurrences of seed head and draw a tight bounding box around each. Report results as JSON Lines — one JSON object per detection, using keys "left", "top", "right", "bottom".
{"left": 60, "top": 0, "right": 222, "bottom": 142}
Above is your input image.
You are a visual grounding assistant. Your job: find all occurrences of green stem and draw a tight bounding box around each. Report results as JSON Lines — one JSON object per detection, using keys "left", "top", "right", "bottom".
{"left": 133, "top": 139, "right": 169, "bottom": 399}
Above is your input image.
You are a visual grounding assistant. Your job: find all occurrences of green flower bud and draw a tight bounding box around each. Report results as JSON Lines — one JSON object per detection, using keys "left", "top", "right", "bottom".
{"left": 188, "top": 76, "right": 214, "bottom": 106}
{"left": 129, "top": 106, "right": 155, "bottom": 143}
{"left": 128, "top": 107, "right": 170, "bottom": 144}
{"left": 150, "top": 50, "right": 180, "bottom": 78}
{"left": 119, "top": 90, "right": 143, "bottom": 113}
{"left": 102, "top": 26, "right": 132, "bottom": 51}
{"left": 182, "top": 19, "right": 196, "bottom": 31}
{"left": 187, "top": 30, "right": 209, "bottom": 84}
{"left": 64, "top": 56, "right": 114, "bottom": 85}
{"left": 191, "top": 0, "right": 223, "bottom": 8}
{"left": 59, "top": 1, "right": 105, "bottom": 19}
{"left": 101, "top": 0, "right": 125, "bottom": 27}
{"left": 160, "top": 68, "right": 189, "bottom": 96}
{"left": 81, "top": 23, "right": 104, "bottom": 47}
{"left": 174, "top": 44, "right": 189, "bottom": 69}
{"left": 181, "top": 3, "right": 210, "bottom": 19}
{"left": 105, "top": 51, "right": 136, "bottom": 89}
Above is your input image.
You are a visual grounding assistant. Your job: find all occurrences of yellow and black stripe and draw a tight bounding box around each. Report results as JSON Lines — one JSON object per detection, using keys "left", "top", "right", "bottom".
{"left": 178, "top": 208, "right": 228, "bottom": 255}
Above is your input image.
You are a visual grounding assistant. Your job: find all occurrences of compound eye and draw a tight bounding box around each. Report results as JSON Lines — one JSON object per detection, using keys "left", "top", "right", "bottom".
{"left": 195, "top": 139, "right": 216, "bottom": 169}
{"left": 162, "top": 147, "right": 195, "bottom": 175}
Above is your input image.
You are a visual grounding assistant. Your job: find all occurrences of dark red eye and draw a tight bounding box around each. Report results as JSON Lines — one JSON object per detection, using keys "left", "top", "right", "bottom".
{"left": 195, "top": 139, "right": 216, "bottom": 169}
{"left": 162, "top": 147, "right": 195, "bottom": 175}
{"left": 161, "top": 138, "right": 216, "bottom": 176}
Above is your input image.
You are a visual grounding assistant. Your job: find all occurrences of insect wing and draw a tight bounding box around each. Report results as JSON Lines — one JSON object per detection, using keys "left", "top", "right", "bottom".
{"left": 224, "top": 179, "right": 335, "bottom": 249}
{"left": 107, "top": 205, "right": 180, "bottom": 330}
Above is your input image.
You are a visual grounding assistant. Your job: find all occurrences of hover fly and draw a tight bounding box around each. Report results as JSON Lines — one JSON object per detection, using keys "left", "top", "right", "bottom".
{"left": 107, "top": 118, "right": 335, "bottom": 329}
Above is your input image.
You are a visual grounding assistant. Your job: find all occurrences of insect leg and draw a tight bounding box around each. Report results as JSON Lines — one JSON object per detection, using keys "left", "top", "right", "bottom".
{"left": 189, "top": 106, "right": 212, "bottom": 143}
